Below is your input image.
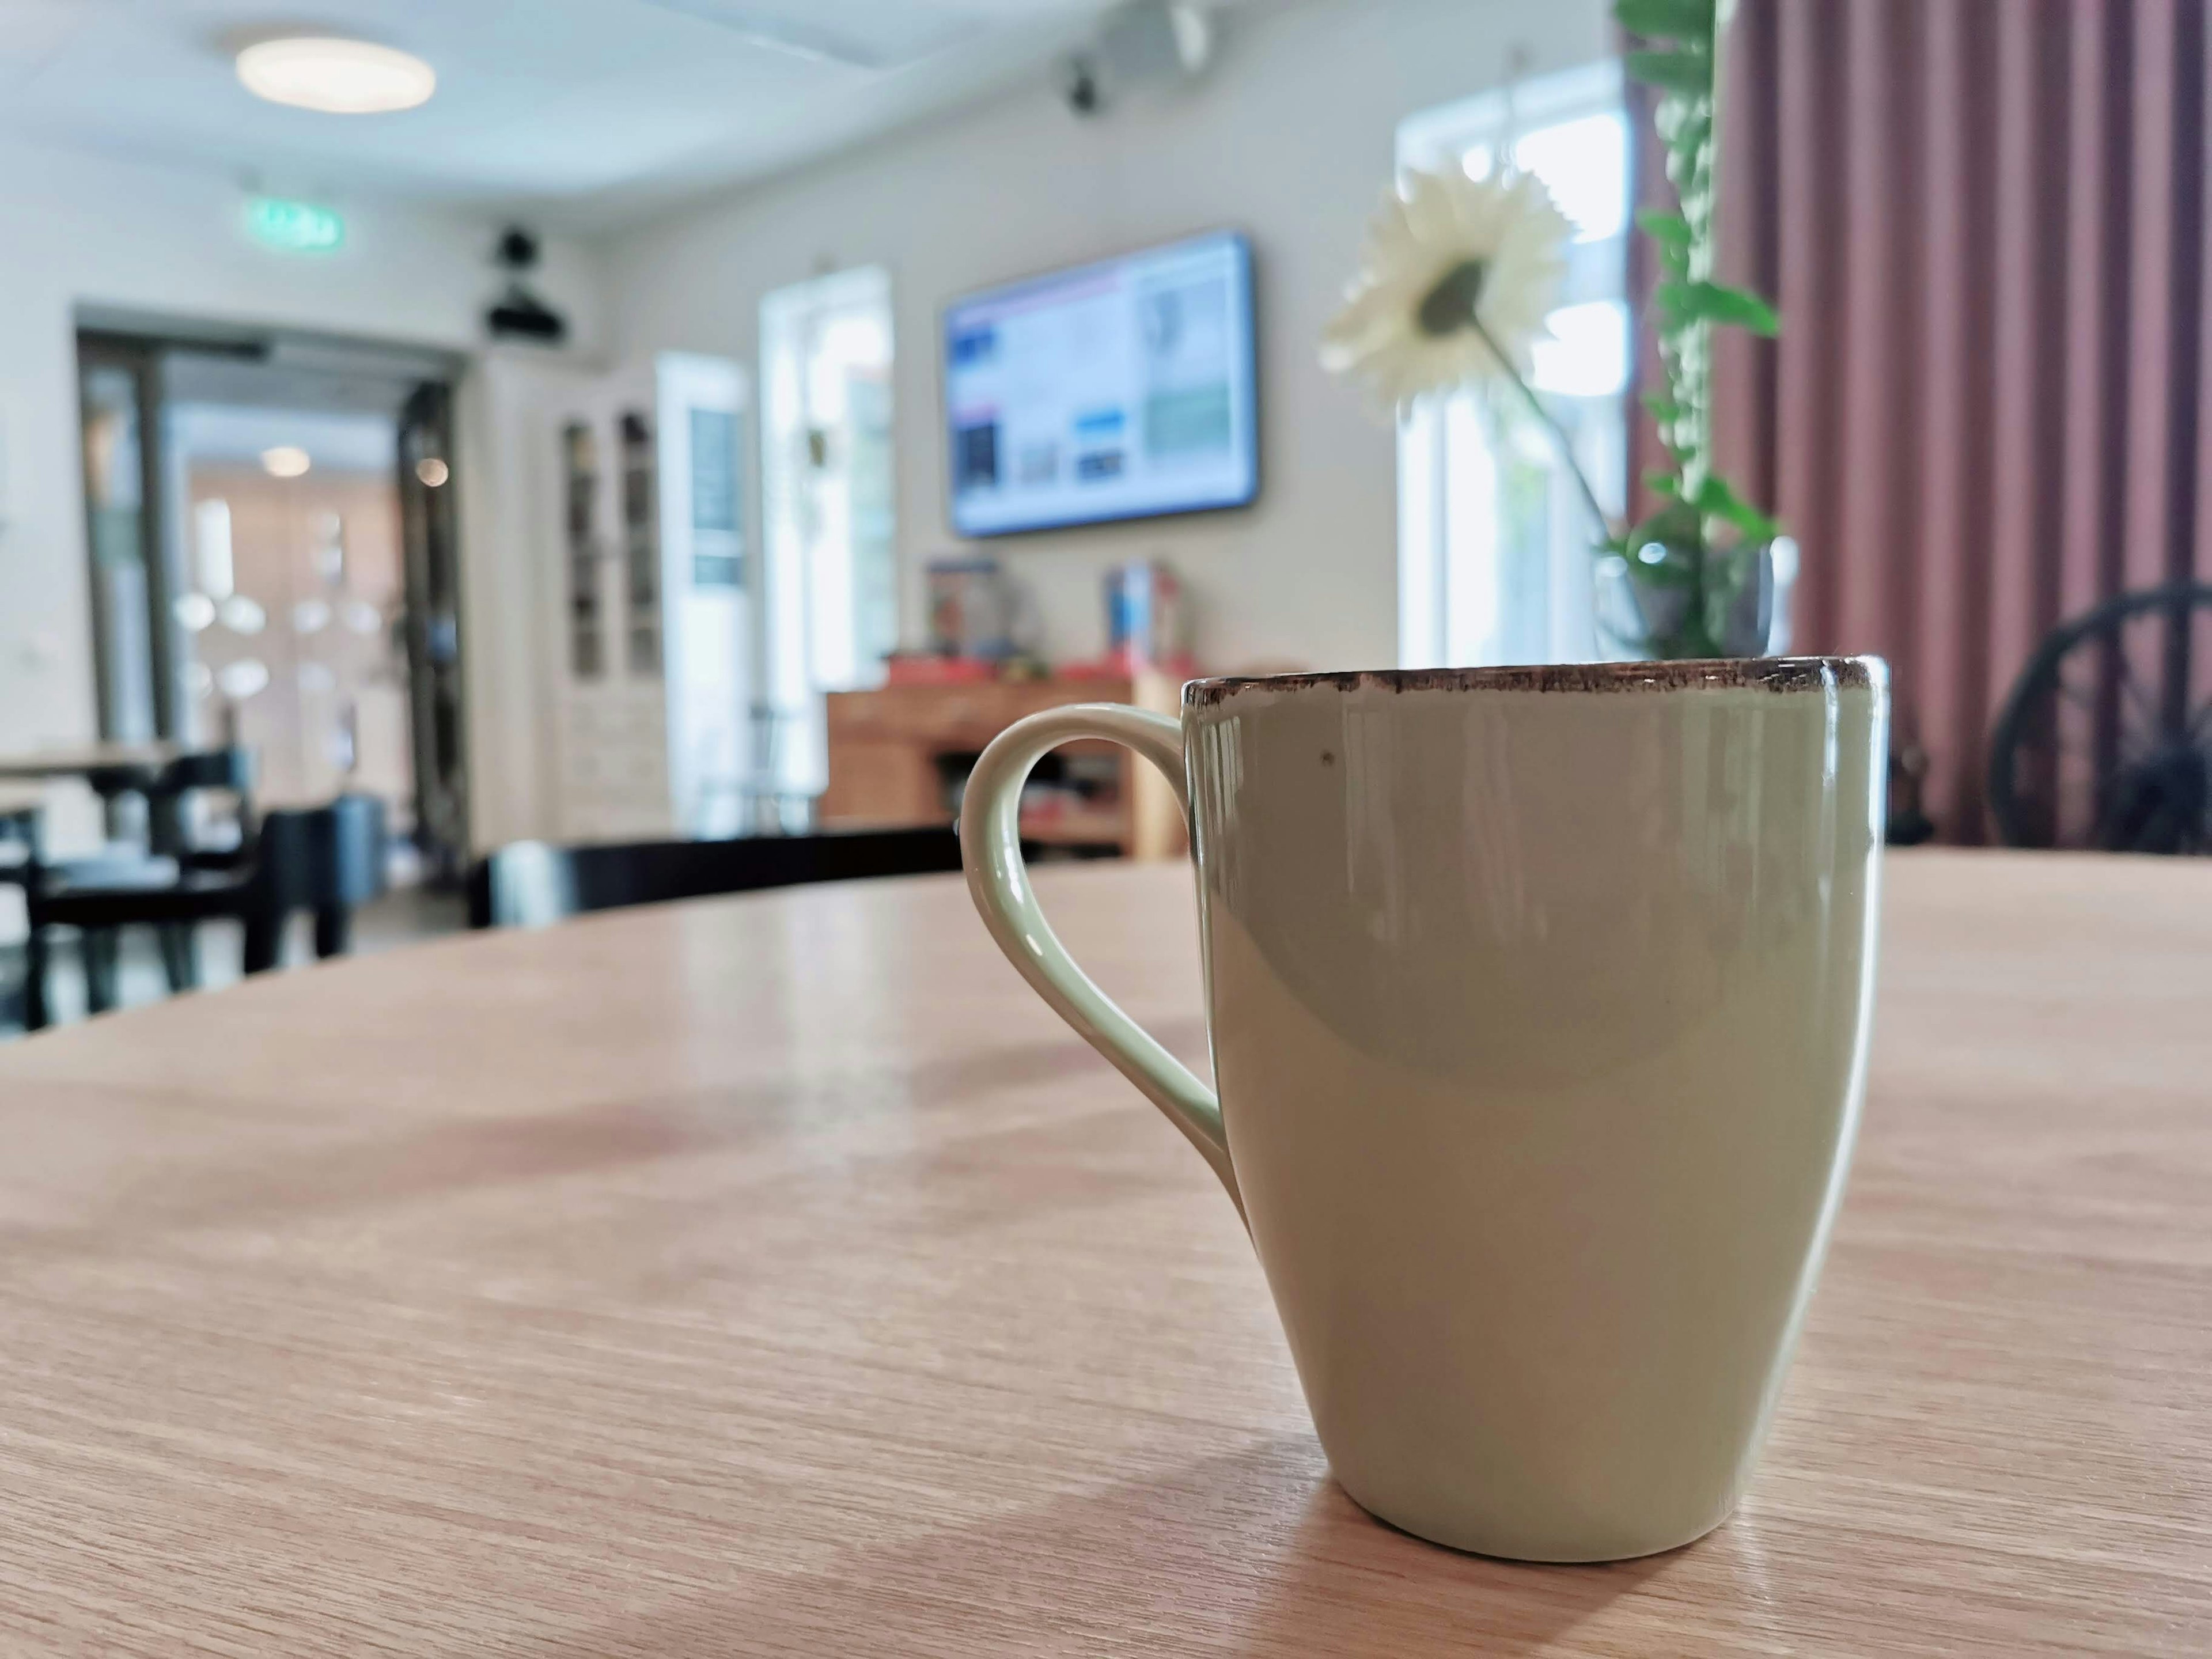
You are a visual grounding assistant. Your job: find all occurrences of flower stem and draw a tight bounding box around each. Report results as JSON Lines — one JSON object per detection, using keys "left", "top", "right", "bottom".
{"left": 1469, "top": 316, "right": 1615, "bottom": 544}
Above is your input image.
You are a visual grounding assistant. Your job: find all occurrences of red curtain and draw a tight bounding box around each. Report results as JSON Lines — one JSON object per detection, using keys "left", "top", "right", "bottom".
{"left": 1631, "top": 0, "right": 2211, "bottom": 843}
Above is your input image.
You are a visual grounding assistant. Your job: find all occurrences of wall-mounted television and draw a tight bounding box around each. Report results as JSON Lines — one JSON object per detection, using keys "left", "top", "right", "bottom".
{"left": 944, "top": 230, "right": 1258, "bottom": 537}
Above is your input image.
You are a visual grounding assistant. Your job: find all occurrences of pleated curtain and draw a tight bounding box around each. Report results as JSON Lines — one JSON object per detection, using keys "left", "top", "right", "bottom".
{"left": 1631, "top": 0, "right": 2212, "bottom": 843}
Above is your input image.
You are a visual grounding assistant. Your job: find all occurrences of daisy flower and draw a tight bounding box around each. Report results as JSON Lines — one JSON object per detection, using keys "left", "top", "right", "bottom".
{"left": 1321, "top": 167, "right": 1573, "bottom": 408}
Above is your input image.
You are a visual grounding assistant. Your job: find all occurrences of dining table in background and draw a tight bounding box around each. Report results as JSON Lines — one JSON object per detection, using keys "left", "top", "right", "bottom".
{"left": 0, "top": 850, "right": 2202, "bottom": 1654}
{"left": 0, "top": 740, "right": 184, "bottom": 790}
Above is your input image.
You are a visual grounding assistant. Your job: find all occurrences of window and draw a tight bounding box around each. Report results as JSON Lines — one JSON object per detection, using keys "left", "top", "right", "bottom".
{"left": 757, "top": 266, "right": 895, "bottom": 805}
{"left": 1396, "top": 62, "right": 1628, "bottom": 668}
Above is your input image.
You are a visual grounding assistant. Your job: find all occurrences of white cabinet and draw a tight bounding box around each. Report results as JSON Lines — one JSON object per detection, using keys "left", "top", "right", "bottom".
{"left": 546, "top": 353, "right": 752, "bottom": 842}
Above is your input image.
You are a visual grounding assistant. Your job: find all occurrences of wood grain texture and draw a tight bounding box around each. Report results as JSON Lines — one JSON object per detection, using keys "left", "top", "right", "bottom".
{"left": 0, "top": 849, "right": 2203, "bottom": 1655}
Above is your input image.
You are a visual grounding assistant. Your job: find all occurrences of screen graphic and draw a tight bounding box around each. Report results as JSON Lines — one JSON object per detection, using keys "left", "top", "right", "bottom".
{"left": 944, "top": 232, "right": 1257, "bottom": 536}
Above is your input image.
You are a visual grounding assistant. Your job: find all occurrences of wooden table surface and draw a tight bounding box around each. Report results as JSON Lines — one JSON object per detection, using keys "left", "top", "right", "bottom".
{"left": 0, "top": 851, "right": 2203, "bottom": 1655}
{"left": 0, "top": 741, "right": 181, "bottom": 781}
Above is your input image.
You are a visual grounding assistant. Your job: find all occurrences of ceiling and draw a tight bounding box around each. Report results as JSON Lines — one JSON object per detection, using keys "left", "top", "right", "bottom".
{"left": 0, "top": 0, "right": 1124, "bottom": 230}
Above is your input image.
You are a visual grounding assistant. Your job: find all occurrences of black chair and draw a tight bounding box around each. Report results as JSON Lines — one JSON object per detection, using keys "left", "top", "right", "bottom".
{"left": 468, "top": 827, "right": 966, "bottom": 928}
{"left": 1988, "top": 581, "right": 2212, "bottom": 853}
{"left": 0, "top": 795, "right": 42, "bottom": 1032}
{"left": 149, "top": 745, "right": 259, "bottom": 862}
{"left": 59, "top": 746, "right": 259, "bottom": 993}
{"left": 24, "top": 793, "right": 387, "bottom": 1029}
{"left": 71, "top": 745, "right": 256, "bottom": 861}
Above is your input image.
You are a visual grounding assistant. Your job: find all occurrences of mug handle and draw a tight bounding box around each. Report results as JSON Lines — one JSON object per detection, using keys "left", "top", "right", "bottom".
{"left": 959, "top": 704, "right": 1241, "bottom": 1214}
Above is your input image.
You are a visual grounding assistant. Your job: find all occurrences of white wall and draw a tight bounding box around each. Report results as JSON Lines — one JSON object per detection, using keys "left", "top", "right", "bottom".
{"left": 606, "top": 0, "right": 1611, "bottom": 674}
{"left": 0, "top": 135, "right": 605, "bottom": 793}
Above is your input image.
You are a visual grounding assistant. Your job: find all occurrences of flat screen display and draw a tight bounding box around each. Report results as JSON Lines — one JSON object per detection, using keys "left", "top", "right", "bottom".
{"left": 944, "top": 230, "right": 1258, "bottom": 537}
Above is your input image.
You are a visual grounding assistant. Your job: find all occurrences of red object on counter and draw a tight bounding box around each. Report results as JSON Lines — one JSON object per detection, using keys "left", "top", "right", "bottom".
{"left": 883, "top": 653, "right": 1001, "bottom": 687}
{"left": 1060, "top": 645, "right": 1198, "bottom": 680}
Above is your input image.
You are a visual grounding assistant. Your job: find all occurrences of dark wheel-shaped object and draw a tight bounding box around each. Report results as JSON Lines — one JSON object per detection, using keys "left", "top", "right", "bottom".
{"left": 1988, "top": 581, "right": 2212, "bottom": 853}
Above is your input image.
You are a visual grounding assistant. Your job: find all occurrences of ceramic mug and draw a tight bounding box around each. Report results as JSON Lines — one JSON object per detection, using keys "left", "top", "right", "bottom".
{"left": 960, "top": 659, "right": 1888, "bottom": 1562}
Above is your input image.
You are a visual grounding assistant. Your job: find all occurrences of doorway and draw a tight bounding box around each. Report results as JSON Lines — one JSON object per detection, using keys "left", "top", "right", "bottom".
{"left": 757, "top": 266, "right": 895, "bottom": 812}
{"left": 75, "top": 321, "right": 469, "bottom": 880}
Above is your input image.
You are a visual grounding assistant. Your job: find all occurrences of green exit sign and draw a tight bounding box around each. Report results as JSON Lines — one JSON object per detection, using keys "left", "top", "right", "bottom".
{"left": 245, "top": 196, "right": 344, "bottom": 253}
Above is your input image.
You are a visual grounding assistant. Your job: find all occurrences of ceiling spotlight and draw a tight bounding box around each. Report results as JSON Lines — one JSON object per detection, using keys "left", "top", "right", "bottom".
{"left": 236, "top": 37, "right": 436, "bottom": 115}
{"left": 261, "top": 445, "right": 312, "bottom": 478}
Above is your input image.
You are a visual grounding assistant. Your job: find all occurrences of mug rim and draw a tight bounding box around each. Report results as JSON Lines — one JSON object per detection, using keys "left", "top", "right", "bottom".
{"left": 1184, "top": 656, "right": 1886, "bottom": 708}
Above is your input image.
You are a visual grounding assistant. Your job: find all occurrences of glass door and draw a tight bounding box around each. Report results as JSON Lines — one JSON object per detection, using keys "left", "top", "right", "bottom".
{"left": 74, "top": 324, "right": 469, "bottom": 879}
{"left": 757, "top": 267, "right": 896, "bottom": 813}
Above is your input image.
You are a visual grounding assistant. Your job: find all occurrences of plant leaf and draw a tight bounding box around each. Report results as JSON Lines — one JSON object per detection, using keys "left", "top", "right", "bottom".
{"left": 1641, "top": 466, "right": 1683, "bottom": 498}
{"left": 1624, "top": 48, "right": 1711, "bottom": 97}
{"left": 1657, "top": 279, "right": 1781, "bottom": 336}
{"left": 1635, "top": 209, "right": 1693, "bottom": 249}
{"left": 1694, "top": 475, "right": 1782, "bottom": 543}
{"left": 1615, "top": 0, "right": 1715, "bottom": 43}
{"left": 1700, "top": 282, "right": 1781, "bottom": 335}
{"left": 1641, "top": 393, "right": 1682, "bottom": 425}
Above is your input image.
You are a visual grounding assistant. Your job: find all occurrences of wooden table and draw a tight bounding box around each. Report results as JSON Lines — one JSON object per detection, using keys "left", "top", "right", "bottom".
{"left": 823, "top": 674, "right": 1187, "bottom": 859}
{"left": 0, "top": 850, "right": 2203, "bottom": 1654}
{"left": 0, "top": 741, "right": 181, "bottom": 783}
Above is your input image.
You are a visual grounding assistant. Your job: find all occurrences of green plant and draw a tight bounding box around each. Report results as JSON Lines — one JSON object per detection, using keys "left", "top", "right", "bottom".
{"left": 1611, "top": 0, "right": 1782, "bottom": 657}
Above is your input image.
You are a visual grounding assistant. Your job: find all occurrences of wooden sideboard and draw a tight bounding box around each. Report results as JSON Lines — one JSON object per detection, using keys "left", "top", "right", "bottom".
{"left": 821, "top": 672, "right": 1185, "bottom": 859}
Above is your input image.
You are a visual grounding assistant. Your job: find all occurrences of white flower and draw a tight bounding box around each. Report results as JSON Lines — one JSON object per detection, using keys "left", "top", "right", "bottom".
{"left": 1321, "top": 167, "right": 1574, "bottom": 408}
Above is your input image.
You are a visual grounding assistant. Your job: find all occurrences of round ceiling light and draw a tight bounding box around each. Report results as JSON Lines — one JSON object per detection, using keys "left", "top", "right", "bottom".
{"left": 260, "top": 445, "right": 312, "bottom": 478}
{"left": 236, "top": 37, "right": 435, "bottom": 115}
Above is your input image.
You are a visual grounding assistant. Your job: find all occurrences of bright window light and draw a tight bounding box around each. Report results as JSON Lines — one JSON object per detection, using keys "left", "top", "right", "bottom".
{"left": 192, "top": 498, "right": 234, "bottom": 597}
{"left": 1530, "top": 301, "right": 1630, "bottom": 398}
{"left": 1508, "top": 113, "right": 1629, "bottom": 243}
{"left": 1397, "top": 62, "right": 1629, "bottom": 670}
{"left": 236, "top": 37, "right": 436, "bottom": 115}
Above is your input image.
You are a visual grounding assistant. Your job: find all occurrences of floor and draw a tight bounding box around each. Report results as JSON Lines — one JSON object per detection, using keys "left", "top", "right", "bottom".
{"left": 0, "top": 885, "right": 468, "bottom": 1037}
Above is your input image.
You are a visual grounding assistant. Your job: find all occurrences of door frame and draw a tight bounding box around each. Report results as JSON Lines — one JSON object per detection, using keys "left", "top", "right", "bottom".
{"left": 76, "top": 331, "right": 184, "bottom": 742}
{"left": 71, "top": 312, "right": 472, "bottom": 877}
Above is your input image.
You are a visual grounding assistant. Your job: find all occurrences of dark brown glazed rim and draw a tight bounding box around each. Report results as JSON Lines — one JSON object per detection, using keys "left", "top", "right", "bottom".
{"left": 1184, "top": 656, "right": 1886, "bottom": 709}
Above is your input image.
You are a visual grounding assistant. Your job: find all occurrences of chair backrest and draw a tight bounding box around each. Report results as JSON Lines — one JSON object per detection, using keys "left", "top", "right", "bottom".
{"left": 154, "top": 747, "right": 256, "bottom": 798}
{"left": 252, "top": 794, "right": 390, "bottom": 911}
{"left": 469, "top": 828, "right": 965, "bottom": 928}
{"left": 147, "top": 746, "right": 257, "bottom": 856}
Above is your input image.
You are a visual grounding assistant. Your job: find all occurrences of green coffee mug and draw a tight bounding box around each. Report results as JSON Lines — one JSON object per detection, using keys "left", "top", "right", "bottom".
{"left": 961, "top": 660, "right": 1888, "bottom": 1562}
